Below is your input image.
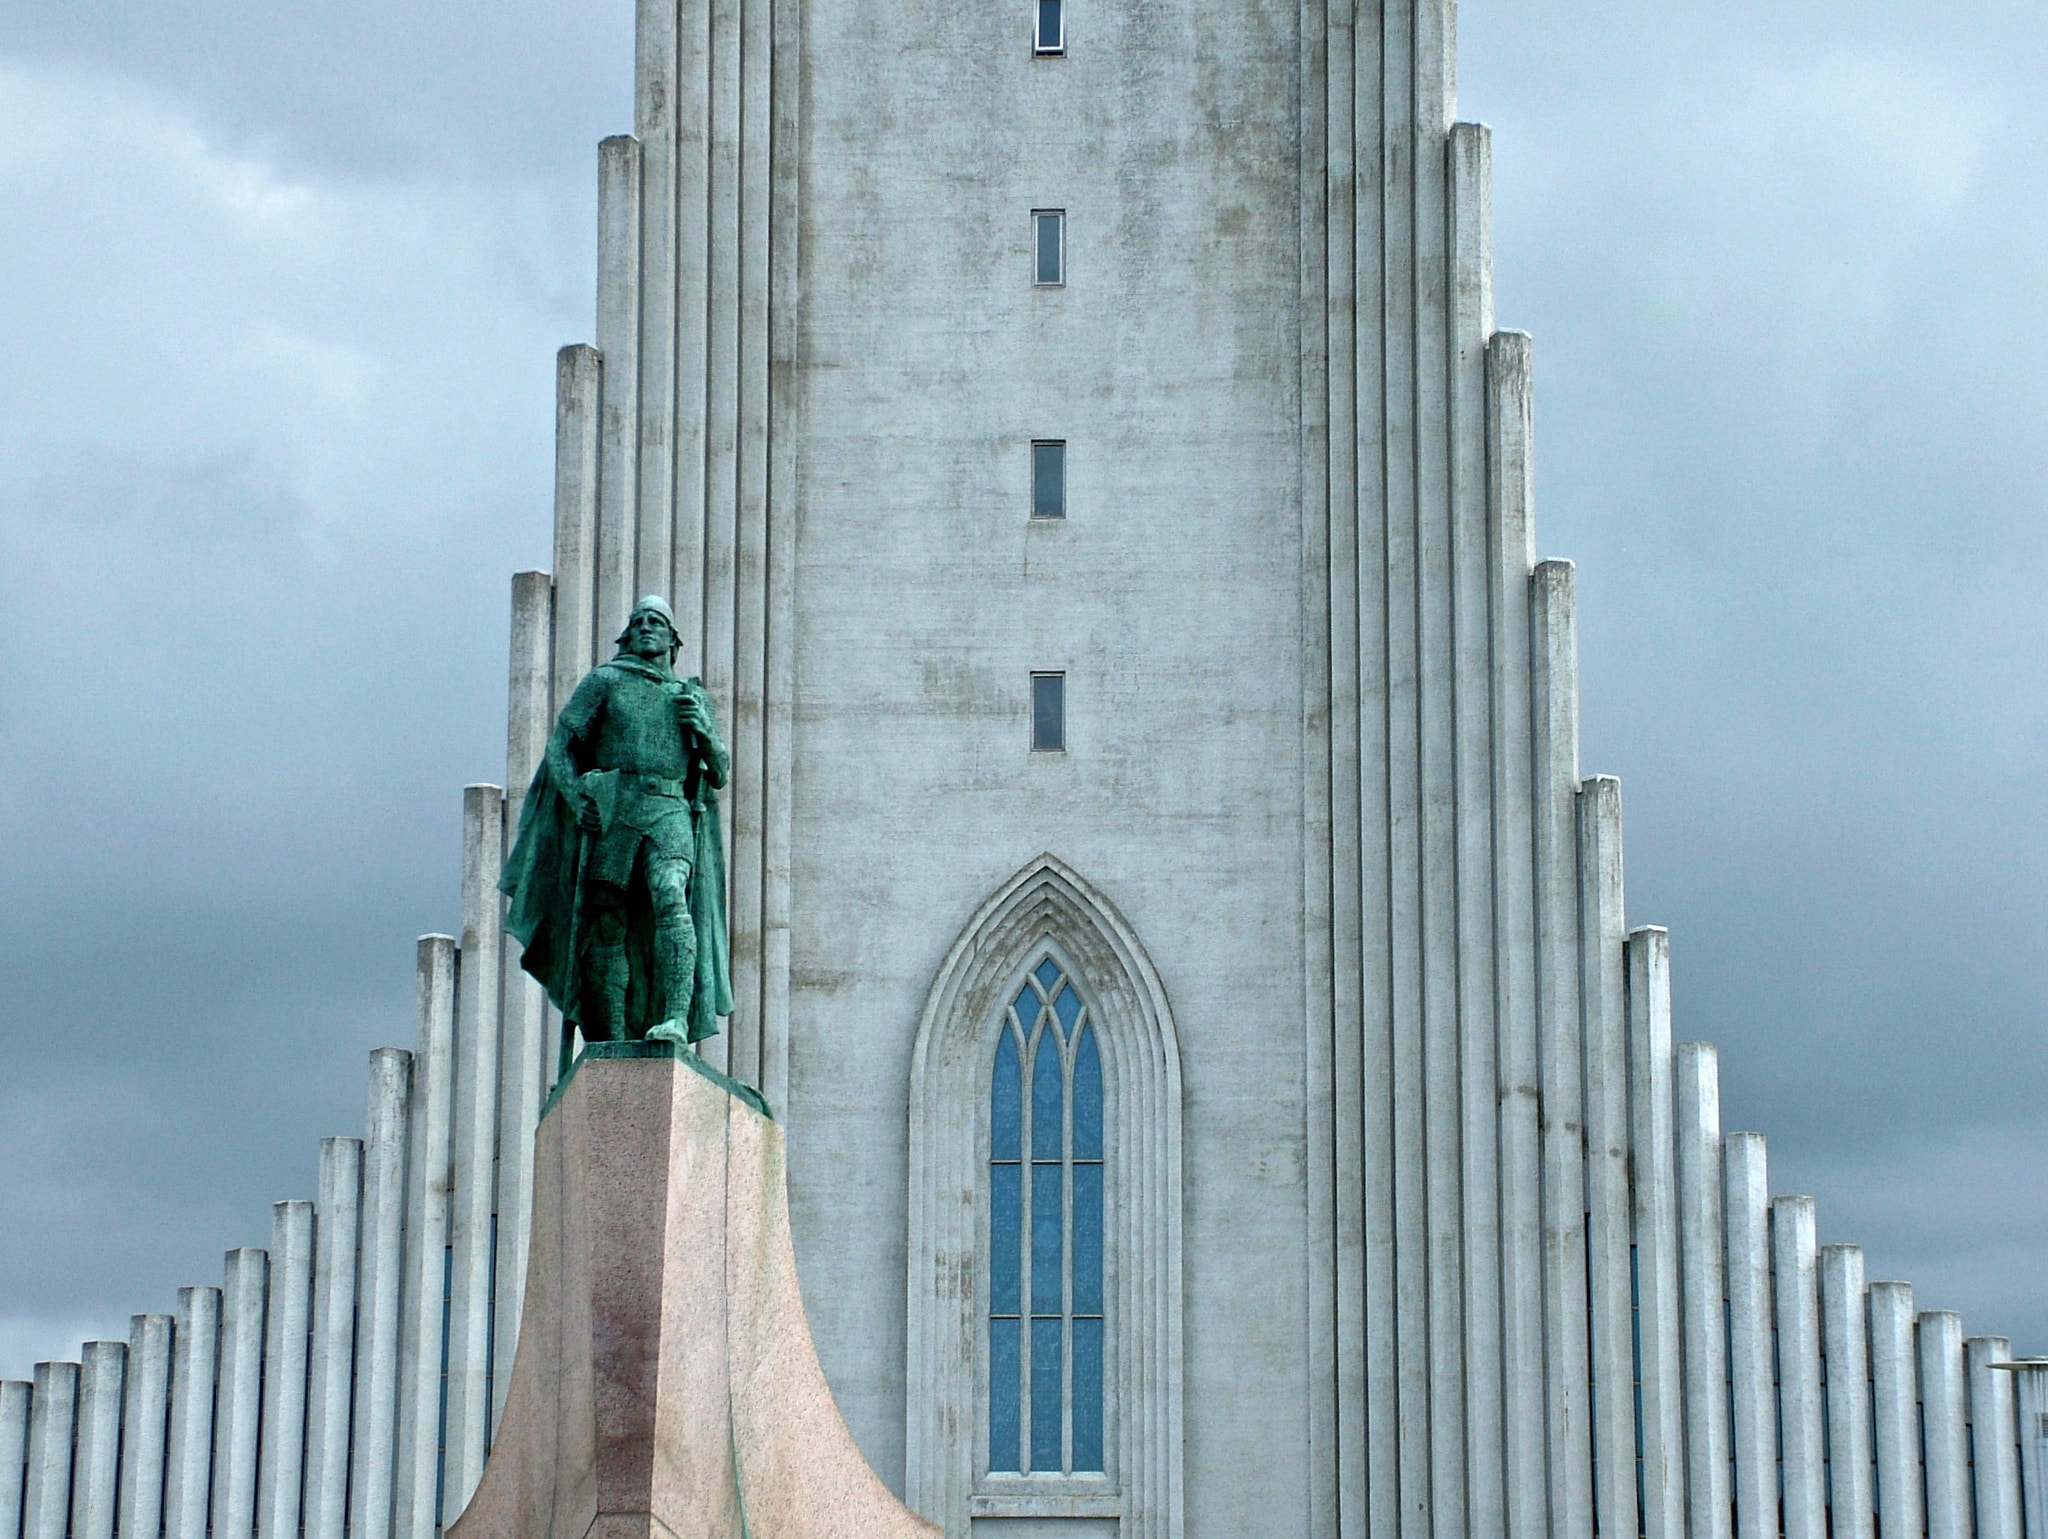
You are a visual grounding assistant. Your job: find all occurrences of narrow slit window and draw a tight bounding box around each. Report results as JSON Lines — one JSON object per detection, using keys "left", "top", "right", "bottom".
{"left": 1033, "top": 210, "right": 1065, "bottom": 286}
{"left": 1032, "top": 441, "right": 1066, "bottom": 520}
{"left": 1034, "top": 0, "right": 1063, "bottom": 54}
{"left": 1031, "top": 673, "right": 1065, "bottom": 753}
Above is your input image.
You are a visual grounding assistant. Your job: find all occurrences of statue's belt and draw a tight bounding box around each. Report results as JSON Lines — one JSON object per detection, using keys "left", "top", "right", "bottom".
{"left": 612, "top": 771, "right": 688, "bottom": 799}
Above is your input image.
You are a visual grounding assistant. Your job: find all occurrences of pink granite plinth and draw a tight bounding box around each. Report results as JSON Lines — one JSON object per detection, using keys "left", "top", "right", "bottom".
{"left": 447, "top": 1054, "right": 939, "bottom": 1539}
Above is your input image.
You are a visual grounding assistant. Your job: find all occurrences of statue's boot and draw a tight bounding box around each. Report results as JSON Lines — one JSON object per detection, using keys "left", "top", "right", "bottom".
{"left": 645, "top": 856, "right": 697, "bottom": 1045}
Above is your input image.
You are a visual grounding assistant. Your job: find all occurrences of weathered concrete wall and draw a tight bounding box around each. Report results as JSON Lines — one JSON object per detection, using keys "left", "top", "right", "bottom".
{"left": 783, "top": 0, "right": 1309, "bottom": 1528}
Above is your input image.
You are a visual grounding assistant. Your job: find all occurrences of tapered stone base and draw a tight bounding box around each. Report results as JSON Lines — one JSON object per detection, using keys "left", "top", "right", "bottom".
{"left": 448, "top": 1046, "right": 938, "bottom": 1539}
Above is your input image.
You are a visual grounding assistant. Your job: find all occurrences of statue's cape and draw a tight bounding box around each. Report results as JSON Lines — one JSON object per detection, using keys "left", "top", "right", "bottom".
{"left": 498, "top": 674, "right": 732, "bottom": 1045}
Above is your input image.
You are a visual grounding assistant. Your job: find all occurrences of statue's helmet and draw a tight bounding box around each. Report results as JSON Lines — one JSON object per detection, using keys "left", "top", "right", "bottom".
{"left": 617, "top": 594, "right": 680, "bottom": 653}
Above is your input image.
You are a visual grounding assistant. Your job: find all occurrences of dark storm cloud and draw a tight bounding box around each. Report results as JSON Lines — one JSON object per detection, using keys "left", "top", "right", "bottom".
{"left": 1, "top": 0, "right": 2044, "bottom": 1369}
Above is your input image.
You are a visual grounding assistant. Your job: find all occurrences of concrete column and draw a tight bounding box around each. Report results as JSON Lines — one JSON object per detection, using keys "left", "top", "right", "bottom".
{"left": 1673, "top": 1042, "right": 1731, "bottom": 1539}
{"left": 1772, "top": 1196, "right": 1825, "bottom": 1539}
{"left": 759, "top": 0, "right": 798, "bottom": 1123}
{"left": 1627, "top": 928, "right": 1685, "bottom": 1539}
{"left": 305, "top": 1138, "right": 364, "bottom": 1539}
{"left": 1868, "top": 1282, "right": 1922, "bottom": 1539}
{"left": 666, "top": 0, "right": 713, "bottom": 664}
{"left": 70, "top": 1342, "right": 124, "bottom": 1539}
{"left": 594, "top": 135, "right": 643, "bottom": 659}
{"left": 1578, "top": 776, "right": 1634, "bottom": 1539}
{"left": 352, "top": 1048, "right": 412, "bottom": 1539}
{"left": 1485, "top": 329, "right": 1545, "bottom": 1539}
{"left": 498, "top": 572, "right": 555, "bottom": 1424}
{"left": 1819, "top": 1245, "right": 1874, "bottom": 1539}
{"left": 1530, "top": 558, "right": 1590, "bottom": 1539}
{"left": 118, "top": 1314, "right": 173, "bottom": 1539}
{"left": 394, "top": 935, "right": 457, "bottom": 1539}
{"left": 2002, "top": 1362, "right": 2048, "bottom": 1539}
{"left": 726, "top": 0, "right": 775, "bottom": 1093}
{"left": 164, "top": 1286, "right": 221, "bottom": 1539}
{"left": 1400, "top": 18, "right": 1467, "bottom": 1519}
{"left": 634, "top": 0, "right": 679, "bottom": 611}
{"left": 1443, "top": 118, "right": 1502, "bottom": 1539}
{"left": 23, "top": 1361, "right": 78, "bottom": 1539}
{"left": 1372, "top": 11, "right": 1433, "bottom": 1524}
{"left": 0, "top": 1381, "right": 29, "bottom": 1539}
{"left": 1335, "top": 29, "right": 1387, "bottom": 1526}
{"left": 1967, "top": 1337, "right": 2023, "bottom": 1539}
{"left": 256, "top": 1202, "right": 314, "bottom": 1539}
{"left": 1920, "top": 1311, "right": 1970, "bottom": 1539}
{"left": 446, "top": 784, "right": 505, "bottom": 1509}
{"left": 552, "top": 350, "right": 600, "bottom": 715}
{"left": 700, "top": 0, "right": 743, "bottom": 853}
{"left": 213, "top": 1248, "right": 270, "bottom": 1539}
{"left": 1722, "top": 1133, "right": 1773, "bottom": 1539}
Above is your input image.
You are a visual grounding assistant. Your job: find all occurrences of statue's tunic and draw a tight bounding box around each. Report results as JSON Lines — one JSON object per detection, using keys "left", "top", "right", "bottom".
{"left": 555, "top": 659, "right": 707, "bottom": 890}
{"left": 501, "top": 656, "right": 732, "bottom": 1045}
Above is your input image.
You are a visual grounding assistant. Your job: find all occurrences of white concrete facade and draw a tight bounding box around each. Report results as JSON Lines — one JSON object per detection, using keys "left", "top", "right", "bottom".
{"left": 7, "top": 3, "right": 2048, "bottom": 1539}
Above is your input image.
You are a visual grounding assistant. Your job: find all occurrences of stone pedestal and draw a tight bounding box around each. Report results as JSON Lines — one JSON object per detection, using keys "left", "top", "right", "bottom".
{"left": 448, "top": 1046, "right": 938, "bottom": 1539}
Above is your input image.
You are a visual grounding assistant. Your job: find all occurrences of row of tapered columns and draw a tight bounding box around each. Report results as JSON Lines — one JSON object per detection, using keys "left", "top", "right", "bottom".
{"left": 1312, "top": 1, "right": 2046, "bottom": 1522}
{"left": 1667, "top": 1040, "right": 2044, "bottom": 1539}
{"left": 0, "top": 566, "right": 618, "bottom": 1539}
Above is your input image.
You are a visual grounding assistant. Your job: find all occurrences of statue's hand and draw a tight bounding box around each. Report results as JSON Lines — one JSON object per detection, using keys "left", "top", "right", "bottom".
{"left": 675, "top": 688, "right": 710, "bottom": 738}
{"left": 573, "top": 779, "right": 603, "bottom": 833}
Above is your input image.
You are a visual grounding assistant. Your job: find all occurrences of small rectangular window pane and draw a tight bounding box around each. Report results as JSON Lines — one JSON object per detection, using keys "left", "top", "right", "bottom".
{"left": 991, "top": 1163, "right": 1022, "bottom": 1315}
{"left": 1030, "top": 1163, "right": 1063, "bottom": 1314}
{"left": 990, "top": 1318, "right": 1022, "bottom": 1471}
{"left": 1029, "top": 1318, "right": 1063, "bottom": 1472}
{"left": 1031, "top": 440, "right": 1065, "bottom": 519}
{"left": 993, "top": 1032, "right": 1023, "bottom": 1159}
{"left": 1072, "top": 1027, "right": 1102, "bottom": 1158}
{"left": 1034, "top": 0, "right": 1063, "bottom": 52}
{"left": 1071, "top": 1317, "right": 1104, "bottom": 1472}
{"left": 1033, "top": 210, "right": 1064, "bottom": 285}
{"left": 1071, "top": 1163, "right": 1102, "bottom": 1313}
{"left": 1031, "top": 1030, "right": 1062, "bottom": 1160}
{"left": 1031, "top": 672, "right": 1064, "bottom": 752}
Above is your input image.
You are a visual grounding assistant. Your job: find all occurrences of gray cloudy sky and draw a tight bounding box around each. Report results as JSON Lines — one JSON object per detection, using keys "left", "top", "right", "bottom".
{"left": 1, "top": 0, "right": 2044, "bottom": 1376}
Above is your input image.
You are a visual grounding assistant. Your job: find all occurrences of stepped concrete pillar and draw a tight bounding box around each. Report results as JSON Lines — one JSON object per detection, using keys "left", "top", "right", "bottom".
{"left": 449, "top": 1045, "right": 936, "bottom": 1539}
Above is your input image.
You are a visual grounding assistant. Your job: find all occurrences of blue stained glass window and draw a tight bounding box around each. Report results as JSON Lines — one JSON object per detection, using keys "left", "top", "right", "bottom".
{"left": 1030, "top": 1318, "right": 1063, "bottom": 1471}
{"left": 988, "top": 955, "right": 1106, "bottom": 1481}
{"left": 1031, "top": 1163, "right": 1064, "bottom": 1314}
{"left": 992, "top": 1031, "right": 1022, "bottom": 1161}
{"left": 1072, "top": 1027, "right": 1101, "bottom": 1159}
{"left": 1071, "top": 1163, "right": 1102, "bottom": 1314}
{"left": 1071, "top": 1317, "right": 1104, "bottom": 1471}
{"left": 1032, "top": 1030, "right": 1063, "bottom": 1161}
{"left": 991, "top": 1164, "right": 1022, "bottom": 1315}
{"left": 990, "top": 1318, "right": 1022, "bottom": 1472}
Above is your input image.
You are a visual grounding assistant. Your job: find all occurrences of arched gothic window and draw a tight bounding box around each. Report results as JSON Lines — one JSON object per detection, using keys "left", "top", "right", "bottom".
{"left": 907, "top": 855, "right": 1184, "bottom": 1539}
{"left": 988, "top": 957, "right": 1105, "bottom": 1475}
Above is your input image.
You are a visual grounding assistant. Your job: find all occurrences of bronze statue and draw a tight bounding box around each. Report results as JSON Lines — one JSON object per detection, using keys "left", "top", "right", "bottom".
{"left": 501, "top": 595, "right": 732, "bottom": 1060}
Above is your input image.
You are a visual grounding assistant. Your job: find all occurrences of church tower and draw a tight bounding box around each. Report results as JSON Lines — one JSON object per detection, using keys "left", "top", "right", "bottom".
{"left": 549, "top": 0, "right": 1574, "bottom": 1530}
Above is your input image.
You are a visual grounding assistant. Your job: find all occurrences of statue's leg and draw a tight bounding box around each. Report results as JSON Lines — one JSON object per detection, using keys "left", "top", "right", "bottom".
{"left": 579, "top": 883, "right": 631, "bottom": 1043}
{"left": 645, "top": 851, "right": 697, "bottom": 1038}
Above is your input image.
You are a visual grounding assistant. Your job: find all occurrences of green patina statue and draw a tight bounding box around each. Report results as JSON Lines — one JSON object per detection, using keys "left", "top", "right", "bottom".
{"left": 501, "top": 595, "right": 733, "bottom": 1060}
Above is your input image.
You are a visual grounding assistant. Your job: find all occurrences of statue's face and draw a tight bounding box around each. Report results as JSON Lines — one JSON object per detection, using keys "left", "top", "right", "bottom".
{"left": 624, "top": 610, "right": 675, "bottom": 659}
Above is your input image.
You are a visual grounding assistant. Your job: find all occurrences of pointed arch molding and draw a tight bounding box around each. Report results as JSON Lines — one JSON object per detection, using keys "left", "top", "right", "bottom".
{"left": 905, "top": 854, "right": 1185, "bottom": 1539}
